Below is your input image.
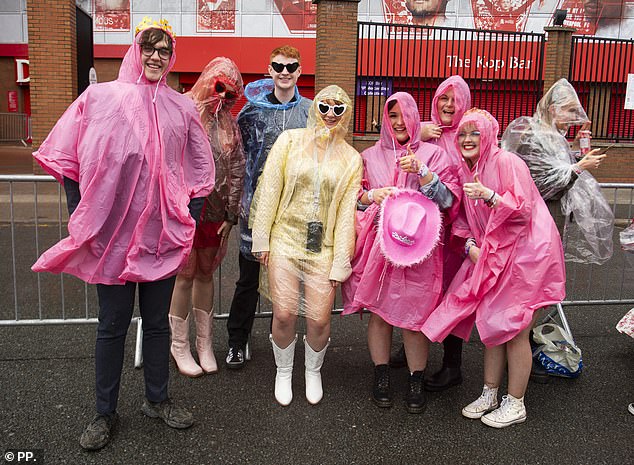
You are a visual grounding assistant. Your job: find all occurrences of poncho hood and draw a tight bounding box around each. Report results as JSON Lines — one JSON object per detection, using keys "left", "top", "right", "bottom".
{"left": 187, "top": 56, "right": 244, "bottom": 126}
{"left": 118, "top": 27, "right": 177, "bottom": 89}
{"left": 534, "top": 78, "right": 589, "bottom": 131}
{"left": 379, "top": 92, "right": 421, "bottom": 152}
{"left": 455, "top": 108, "right": 501, "bottom": 173}
{"left": 308, "top": 85, "right": 353, "bottom": 144}
{"left": 431, "top": 75, "right": 472, "bottom": 131}
{"left": 244, "top": 78, "right": 305, "bottom": 110}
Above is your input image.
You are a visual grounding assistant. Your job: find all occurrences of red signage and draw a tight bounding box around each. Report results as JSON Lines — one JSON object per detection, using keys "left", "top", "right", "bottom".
{"left": 94, "top": 0, "right": 130, "bottom": 32}
{"left": 358, "top": 38, "right": 543, "bottom": 81}
{"left": 197, "top": 0, "right": 236, "bottom": 32}
{"left": 8, "top": 91, "right": 18, "bottom": 112}
{"left": 274, "top": 0, "right": 317, "bottom": 33}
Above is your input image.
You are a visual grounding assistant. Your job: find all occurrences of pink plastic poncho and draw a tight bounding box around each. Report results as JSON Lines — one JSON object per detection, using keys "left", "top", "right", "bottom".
{"left": 429, "top": 75, "right": 472, "bottom": 163}
{"left": 186, "top": 57, "right": 245, "bottom": 270}
{"left": 341, "top": 92, "right": 461, "bottom": 331}
{"left": 422, "top": 109, "right": 566, "bottom": 347}
{"left": 429, "top": 75, "right": 471, "bottom": 289}
{"left": 32, "top": 28, "right": 215, "bottom": 285}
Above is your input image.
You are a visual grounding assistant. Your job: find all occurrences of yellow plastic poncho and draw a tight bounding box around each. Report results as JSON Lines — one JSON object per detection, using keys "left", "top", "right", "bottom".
{"left": 250, "top": 85, "right": 363, "bottom": 318}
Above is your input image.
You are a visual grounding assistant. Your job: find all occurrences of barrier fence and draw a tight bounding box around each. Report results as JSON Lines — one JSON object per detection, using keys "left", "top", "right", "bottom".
{"left": 1, "top": 176, "right": 632, "bottom": 355}
{"left": 0, "top": 113, "right": 31, "bottom": 144}
{"left": 355, "top": 21, "right": 545, "bottom": 136}
{"left": 569, "top": 36, "right": 634, "bottom": 142}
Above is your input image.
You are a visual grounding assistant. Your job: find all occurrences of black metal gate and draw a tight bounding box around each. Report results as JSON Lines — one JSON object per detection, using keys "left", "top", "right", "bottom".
{"left": 355, "top": 22, "right": 545, "bottom": 136}
{"left": 569, "top": 35, "right": 634, "bottom": 142}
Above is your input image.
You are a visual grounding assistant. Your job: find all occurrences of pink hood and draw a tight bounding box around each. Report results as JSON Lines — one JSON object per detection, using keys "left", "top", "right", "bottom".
{"left": 430, "top": 75, "right": 472, "bottom": 157}
{"left": 32, "top": 28, "right": 215, "bottom": 284}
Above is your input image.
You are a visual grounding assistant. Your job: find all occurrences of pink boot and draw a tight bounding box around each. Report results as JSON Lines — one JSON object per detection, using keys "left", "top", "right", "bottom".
{"left": 194, "top": 307, "right": 218, "bottom": 374}
{"left": 169, "top": 314, "right": 203, "bottom": 378}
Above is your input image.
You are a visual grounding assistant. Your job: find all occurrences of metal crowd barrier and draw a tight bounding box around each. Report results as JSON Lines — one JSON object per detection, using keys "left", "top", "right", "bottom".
{"left": 1, "top": 176, "right": 632, "bottom": 364}
{"left": 0, "top": 113, "right": 31, "bottom": 145}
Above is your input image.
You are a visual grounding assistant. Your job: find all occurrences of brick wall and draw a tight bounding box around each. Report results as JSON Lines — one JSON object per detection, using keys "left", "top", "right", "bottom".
{"left": 542, "top": 26, "right": 575, "bottom": 95}
{"left": 314, "top": 0, "right": 360, "bottom": 143}
{"left": 27, "top": 0, "right": 77, "bottom": 171}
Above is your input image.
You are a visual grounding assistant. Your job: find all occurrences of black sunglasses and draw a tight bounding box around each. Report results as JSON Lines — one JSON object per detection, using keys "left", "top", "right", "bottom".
{"left": 317, "top": 101, "right": 347, "bottom": 117}
{"left": 214, "top": 81, "right": 237, "bottom": 100}
{"left": 270, "top": 61, "right": 300, "bottom": 73}
{"left": 140, "top": 44, "right": 172, "bottom": 60}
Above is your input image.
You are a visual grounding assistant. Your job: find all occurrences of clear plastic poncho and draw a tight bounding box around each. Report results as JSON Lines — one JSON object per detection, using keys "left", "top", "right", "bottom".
{"left": 249, "top": 85, "right": 363, "bottom": 320}
{"left": 187, "top": 57, "right": 245, "bottom": 225}
{"left": 236, "top": 78, "right": 312, "bottom": 260}
{"left": 501, "top": 78, "right": 613, "bottom": 265}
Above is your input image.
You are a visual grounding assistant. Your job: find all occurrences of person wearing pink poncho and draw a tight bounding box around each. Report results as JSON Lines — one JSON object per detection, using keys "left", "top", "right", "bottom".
{"left": 391, "top": 75, "right": 471, "bottom": 392}
{"left": 422, "top": 108, "right": 565, "bottom": 428}
{"left": 342, "top": 92, "right": 461, "bottom": 413}
{"left": 31, "top": 18, "right": 214, "bottom": 450}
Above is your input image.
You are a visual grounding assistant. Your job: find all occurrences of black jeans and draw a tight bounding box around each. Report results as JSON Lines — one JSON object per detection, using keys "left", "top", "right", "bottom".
{"left": 226, "top": 253, "right": 260, "bottom": 350}
{"left": 95, "top": 277, "right": 176, "bottom": 415}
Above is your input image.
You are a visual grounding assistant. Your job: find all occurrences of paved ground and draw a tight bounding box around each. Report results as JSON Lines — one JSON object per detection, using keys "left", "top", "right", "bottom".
{"left": 0, "top": 303, "right": 632, "bottom": 465}
{"left": 0, "top": 145, "right": 34, "bottom": 175}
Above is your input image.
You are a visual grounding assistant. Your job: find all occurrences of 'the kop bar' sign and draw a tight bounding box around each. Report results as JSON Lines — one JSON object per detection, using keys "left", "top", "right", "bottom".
{"left": 357, "top": 38, "right": 542, "bottom": 81}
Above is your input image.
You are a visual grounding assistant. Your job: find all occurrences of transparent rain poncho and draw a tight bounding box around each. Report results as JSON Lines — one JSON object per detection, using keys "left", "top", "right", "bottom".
{"left": 502, "top": 78, "right": 613, "bottom": 265}
{"left": 186, "top": 57, "right": 245, "bottom": 269}
{"left": 237, "top": 78, "right": 312, "bottom": 260}
{"left": 187, "top": 57, "right": 244, "bottom": 225}
{"left": 249, "top": 85, "right": 363, "bottom": 320}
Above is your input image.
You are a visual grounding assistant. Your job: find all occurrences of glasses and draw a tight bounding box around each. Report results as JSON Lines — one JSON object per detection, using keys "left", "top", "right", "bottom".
{"left": 140, "top": 44, "right": 172, "bottom": 60}
{"left": 214, "top": 81, "right": 238, "bottom": 100}
{"left": 317, "top": 101, "right": 347, "bottom": 117}
{"left": 270, "top": 61, "right": 300, "bottom": 73}
{"left": 457, "top": 130, "right": 481, "bottom": 139}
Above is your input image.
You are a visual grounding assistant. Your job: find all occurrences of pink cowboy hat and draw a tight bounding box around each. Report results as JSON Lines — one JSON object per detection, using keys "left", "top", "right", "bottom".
{"left": 378, "top": 189, "right": 442, "bottom": 267}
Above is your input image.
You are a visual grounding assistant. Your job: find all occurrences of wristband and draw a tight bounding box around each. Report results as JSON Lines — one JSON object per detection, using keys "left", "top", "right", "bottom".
{"left": 417, "top": 163, "right": 430, "bottom": 179}
{"left": 572, "top": 164, "right": 583, "bottom": 175}
{"left": 486, "top": 193, "right": 499, "bottom": 208}
{"left": 465, "top": 238, "right": 476, "bottom": 256}
{"left": 367, "top": 189, "right": 375, "bottom": 203}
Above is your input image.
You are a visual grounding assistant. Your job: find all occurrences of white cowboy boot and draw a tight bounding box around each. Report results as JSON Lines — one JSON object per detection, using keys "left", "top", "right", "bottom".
{"left": 193, "top": 307, "right": 218, "bottom": 374}
{"left": 270, "top": 334, "right": 297, "bottom": 406}
{"left": 304, "top": 336, "right": 330, "bottom": 405}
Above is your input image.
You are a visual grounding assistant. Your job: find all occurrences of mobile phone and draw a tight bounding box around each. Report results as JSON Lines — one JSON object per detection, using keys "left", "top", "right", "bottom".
{"left": 600, "top": 143, "right": 616, "bottom": 155}
{"left": 306, "top": 221, "right": 323, "bottom": 253}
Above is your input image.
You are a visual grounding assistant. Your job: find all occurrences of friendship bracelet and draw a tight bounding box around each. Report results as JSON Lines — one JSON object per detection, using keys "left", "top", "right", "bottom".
{"left": 486, "top": 193, "right": 499, "bottom": 208}
{"left": 417, "top": 164, "right": 430, "bottom": 179}
{"left": 465, "top": 238, "right": 477, "bottom": 256}
{"left": 485, "top": 189, "right": 496, "bottom": 203}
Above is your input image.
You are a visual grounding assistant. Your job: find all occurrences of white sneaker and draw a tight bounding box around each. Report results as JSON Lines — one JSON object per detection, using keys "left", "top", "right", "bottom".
{"left": 481, "top": 394, "right": 527, "bottom": 428}
{"left": 628, "top": 403, "right": 634, "bottom": 415}
{"left": 462, "top": 385, "right": 499, "bottom": 419}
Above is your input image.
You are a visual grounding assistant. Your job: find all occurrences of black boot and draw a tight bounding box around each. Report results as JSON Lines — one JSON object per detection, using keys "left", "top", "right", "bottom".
{"left": 372, "top": 364, "right": 392, "bottom": 408}
{"left": 389, "top": 344, "right": 407, "bottom": 369}
{"left": 425, "top": 335, "right": 463, "bottom": 392}
{"left": 406, "top": 370, "right": 426, "bottom": 414}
